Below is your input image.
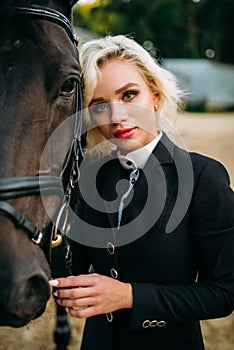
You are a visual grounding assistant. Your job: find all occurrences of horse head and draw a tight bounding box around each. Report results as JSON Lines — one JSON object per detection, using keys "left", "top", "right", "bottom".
{"left": 0, "top": 0, "right": 82, "bottom": 327}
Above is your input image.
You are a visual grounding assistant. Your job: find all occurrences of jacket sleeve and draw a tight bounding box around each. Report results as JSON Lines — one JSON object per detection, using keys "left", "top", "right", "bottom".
{"left": 130, "top": 159, "right": 234, "bottom": 330}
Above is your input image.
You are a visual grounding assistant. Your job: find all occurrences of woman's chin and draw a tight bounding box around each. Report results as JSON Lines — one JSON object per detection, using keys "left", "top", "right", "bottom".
{"left": 111, "top": 138, "right": 143, "bottom": 154}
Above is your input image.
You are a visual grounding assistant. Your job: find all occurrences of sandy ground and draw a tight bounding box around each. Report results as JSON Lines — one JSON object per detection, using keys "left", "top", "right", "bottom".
{"left": 0, "top": 112, "right": 234, "bottom": 350}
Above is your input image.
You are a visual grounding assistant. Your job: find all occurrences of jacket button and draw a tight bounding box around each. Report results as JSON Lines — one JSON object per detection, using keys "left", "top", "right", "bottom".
{"left": 110, "top": 268, "right": 118, "bottom": 279}
{"left": 150, "top": 320, "right": 158, "bottom": 327}
{"left": 106, "top": 312, "right": 113, "bottom": 323}
{"left": 106, "top": 242, "right": 115, "bottom": 255}
{"left": 142, "top": 320, "right": 150, "bottom": 328}
{"left": 157, "top": 320, "right": 166, "bottom": 327}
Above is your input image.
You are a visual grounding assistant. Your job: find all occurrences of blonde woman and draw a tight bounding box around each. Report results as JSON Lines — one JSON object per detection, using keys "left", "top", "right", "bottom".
{"left": 50, "top": 35, "right": 234, "bottom": 350}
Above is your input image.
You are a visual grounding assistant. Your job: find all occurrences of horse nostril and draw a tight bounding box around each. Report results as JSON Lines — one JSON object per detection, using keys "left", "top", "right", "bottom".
{"left": 6, "top": 275, "right": 50, "bottom": 319}
{"left": 25, "top": 275, "right": 50, "bottom": 301}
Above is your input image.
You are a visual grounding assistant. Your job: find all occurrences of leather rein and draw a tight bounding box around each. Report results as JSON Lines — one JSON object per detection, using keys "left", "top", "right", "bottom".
{"left": 0, "top": 4, "right": 83, "bottom": 272}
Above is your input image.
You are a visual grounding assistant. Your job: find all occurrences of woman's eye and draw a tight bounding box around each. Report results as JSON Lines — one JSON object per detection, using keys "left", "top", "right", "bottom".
{"left": 123, "top": 91, "right": 136, "bottom": 101}
{"left": 90, "top": 103, "right": 109, "bottom": 114}
{"left": 60, "top": 78, "right": 76, "bottom": 96}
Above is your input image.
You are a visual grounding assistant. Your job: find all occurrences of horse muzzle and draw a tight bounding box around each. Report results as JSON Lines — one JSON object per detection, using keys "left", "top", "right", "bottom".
{"left": 0, "top": 272, "right": 50, "bottom": 327}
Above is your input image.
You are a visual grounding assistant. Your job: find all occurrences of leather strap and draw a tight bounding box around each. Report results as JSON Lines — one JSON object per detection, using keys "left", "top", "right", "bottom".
{"left": 14, "top": 5, "right": 78, "bottom": 45}
{"left": 0, "top": 175, "right": 63, "bottom": 200}
{"left": 0, "top": 201, "right": 43, "bottom": 244}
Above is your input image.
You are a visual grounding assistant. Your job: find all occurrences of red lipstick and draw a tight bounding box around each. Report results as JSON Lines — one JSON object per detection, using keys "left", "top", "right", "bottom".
{"left": 113, "top": 127, "right": 136, "bottom": 139}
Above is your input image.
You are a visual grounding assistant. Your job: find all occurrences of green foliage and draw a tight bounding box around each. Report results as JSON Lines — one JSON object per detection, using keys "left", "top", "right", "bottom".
{"left": 73, "top": 0, "right": 234, "bottom": 63}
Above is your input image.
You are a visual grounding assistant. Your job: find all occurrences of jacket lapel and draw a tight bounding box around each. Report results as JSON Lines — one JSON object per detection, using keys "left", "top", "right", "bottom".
{"left": 121, "top": 133, "right": 175, "bottom": 226}
{"left": 98, "top": 156, "right": 123, "bottom": 229}
{"left": 99, "top": 134, "right": 175, "bottom": 229}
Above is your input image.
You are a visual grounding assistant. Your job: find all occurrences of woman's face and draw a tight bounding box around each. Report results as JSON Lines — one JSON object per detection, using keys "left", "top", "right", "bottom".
{"left": 89, "top": 59, "right": 160, "bottom": 154}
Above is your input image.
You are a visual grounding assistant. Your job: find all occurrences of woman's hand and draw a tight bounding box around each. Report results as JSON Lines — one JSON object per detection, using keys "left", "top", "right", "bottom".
{"left": 49, "top": 273, "right": 133, "bottom": 319}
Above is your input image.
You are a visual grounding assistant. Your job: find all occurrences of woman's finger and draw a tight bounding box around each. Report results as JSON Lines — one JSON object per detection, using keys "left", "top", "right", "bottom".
{"left": 56, "top": 296, "right": 95, "bottom": 308}
{"left": 49, "top": 273, "right": 99, "bottom": 288}
{"left": 53, "top": 286, "right": 93, "bottom": 299}
{"left": 66, "top": 305, "right": 98, "bottom": 319}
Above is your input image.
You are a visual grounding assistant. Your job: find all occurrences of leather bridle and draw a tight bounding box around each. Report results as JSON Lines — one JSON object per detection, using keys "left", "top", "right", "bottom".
{"left": 0, "top": 4, "right": 84, "bottom": 272}
{"left": 14, "top": 4, "right": 78, "bottom": 45}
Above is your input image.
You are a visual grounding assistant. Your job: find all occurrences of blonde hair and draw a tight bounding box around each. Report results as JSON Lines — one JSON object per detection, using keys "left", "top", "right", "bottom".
{"left": 78, "top": 35, "right": 183, "bottom": 156}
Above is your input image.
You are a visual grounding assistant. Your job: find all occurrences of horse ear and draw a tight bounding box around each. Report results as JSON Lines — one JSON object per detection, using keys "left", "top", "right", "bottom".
{"left": 67, "top": 0, "right": 80, "bottom": 8}
{"left": 57, "top": 0, "right": 80, "bottom": 9}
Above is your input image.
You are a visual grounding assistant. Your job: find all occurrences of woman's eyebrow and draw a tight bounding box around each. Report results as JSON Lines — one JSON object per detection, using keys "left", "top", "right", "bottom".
{"left": 115, "top": 83, "right": 139, "bottom": 95}
{"left": 89, "top": 97, "right": 105, "bottom": 106}
{"left": 89, "top": 83, "right": 140, "bottom": 106}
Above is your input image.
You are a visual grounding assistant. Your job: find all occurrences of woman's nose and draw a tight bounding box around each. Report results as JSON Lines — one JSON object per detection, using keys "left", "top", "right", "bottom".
{"left": 110, "top": 102, "right": 128, "bottom": 124}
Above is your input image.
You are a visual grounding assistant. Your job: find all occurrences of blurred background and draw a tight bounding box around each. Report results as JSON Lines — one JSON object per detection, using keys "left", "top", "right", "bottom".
{"left": 73, "top": 0, "right": 234, "bottom": 112}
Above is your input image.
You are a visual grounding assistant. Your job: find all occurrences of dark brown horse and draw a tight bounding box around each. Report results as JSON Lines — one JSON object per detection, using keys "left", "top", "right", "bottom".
{"left": 0, "top": 0, "right": 83, "bottom": 335}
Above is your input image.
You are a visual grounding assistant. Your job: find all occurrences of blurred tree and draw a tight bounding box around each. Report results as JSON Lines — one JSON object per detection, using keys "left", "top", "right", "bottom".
{"left": 196, "top": 0, "right": 234, "bottom": 64}
{"left": 73, "top": 0, "right": 234, "bottom": 63}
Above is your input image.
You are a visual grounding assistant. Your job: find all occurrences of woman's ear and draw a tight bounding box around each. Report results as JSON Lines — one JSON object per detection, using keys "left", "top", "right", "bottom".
{"left": 153, "top": 92, "right": 160, "bottom": 105}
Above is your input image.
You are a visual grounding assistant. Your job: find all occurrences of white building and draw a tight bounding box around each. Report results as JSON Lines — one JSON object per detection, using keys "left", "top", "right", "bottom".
{"left": 162, "top": 59, "right": 234, "bottom": 111}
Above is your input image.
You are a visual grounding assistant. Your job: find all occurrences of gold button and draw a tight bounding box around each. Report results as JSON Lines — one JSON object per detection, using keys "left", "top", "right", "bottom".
{"left": 106, "top": 312, "right": 113, "bottom": 323}
{"left": 150, "top": 320, "right": 158, "bottom": 328}
{"left": 110, "top": 268, "right": 118, "bottom": 279}
{"left": 157, "top": 320, "right": 166, "bottom": 327}
{"left": 106, "top": 242, "right": 115, "bottom": 255}
{"left": 142, "top": 320, "right": 150, "bottom": 328}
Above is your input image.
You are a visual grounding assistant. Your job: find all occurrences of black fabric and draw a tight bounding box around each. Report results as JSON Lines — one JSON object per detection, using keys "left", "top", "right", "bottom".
{"left": 68, "top": 134, "right": 234, "bottom": 350}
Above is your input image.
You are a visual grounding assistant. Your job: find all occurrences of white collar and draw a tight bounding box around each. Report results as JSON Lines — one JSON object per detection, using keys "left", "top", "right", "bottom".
{"left": 117, "top": 131, "right": 163, "bottom": 169}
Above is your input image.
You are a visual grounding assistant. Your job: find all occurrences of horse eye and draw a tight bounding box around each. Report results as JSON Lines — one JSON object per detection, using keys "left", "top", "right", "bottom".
{"left": 60, "top": 78, "right": 76, "bottom": 96}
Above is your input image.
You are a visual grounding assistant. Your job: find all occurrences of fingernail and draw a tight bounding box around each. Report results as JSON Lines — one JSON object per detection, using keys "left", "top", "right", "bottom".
{"left": 56, "top": 299, "right": 61, "bottom": 304}
{"left": 53, "top": 290, "right": 58, "bottom": 297}
{"left": 65, "top": 307, "right": 69, "bottom": 313}
{"left": 49, "top": 279, "right": 59, "bottom": 286}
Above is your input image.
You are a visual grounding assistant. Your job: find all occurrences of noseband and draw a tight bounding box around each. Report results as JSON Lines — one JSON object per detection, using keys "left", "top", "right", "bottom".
{"left": 0, "top": 4, "right": 83, "bottom": 272}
